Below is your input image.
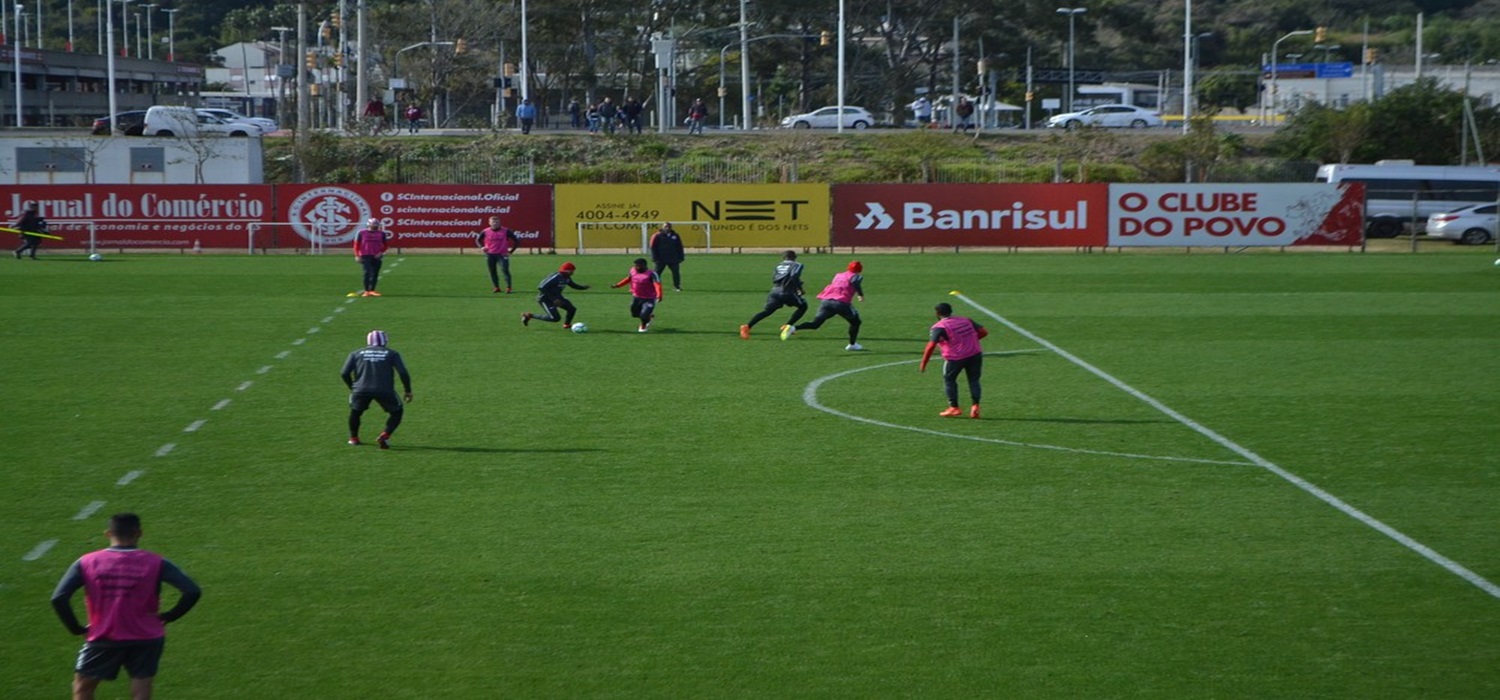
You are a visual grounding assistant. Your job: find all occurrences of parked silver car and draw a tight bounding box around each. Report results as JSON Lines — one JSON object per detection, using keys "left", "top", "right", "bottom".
{"left": 1426, "top": 203, "right": 1498, "bottom": 245}
{"left": 780, "top": 106, "right": 874, "bottom": 129}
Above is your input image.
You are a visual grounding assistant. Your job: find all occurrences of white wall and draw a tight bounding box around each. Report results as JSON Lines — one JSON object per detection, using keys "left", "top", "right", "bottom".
{"left": 1, "top": 135, "right": 264, "bottom": 185}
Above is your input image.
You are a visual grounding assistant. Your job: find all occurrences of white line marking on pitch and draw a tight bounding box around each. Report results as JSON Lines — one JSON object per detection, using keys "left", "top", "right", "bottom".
{"left": 236, "top": 381, "right": 253, "bottom": 391}
{"left": 73, "top": 501, "right": 106, "bottom": 520}
{"left": 292, "top": 338, "right": 306, "bottom": 345}
{"left": 322, "top": 316, "right": 334, "bottom": 323}
{"left": 212, "top": 399, "right": 231, "bottom": 411}
{"left": 22, "top": 540, "right": 56, "bottom": 561}
{"left": 155, "top": 443, "right": 175, "bottom": 457}
{"left": 334, "top": 307, "right": 345, "bottom": 313}
{"left": 256, "top": 365, "right": 272, "bottom": 375}
{"left": 117, "top": 470, "right": 143, "bottom": 486}
{"left": 804, "top": 359, "right": 1251, "bottom": 467}
{"left": 275, "top": 350, "right": 291, "bottom": 359}
{"left": 307, "top": 327, "right": 320, "bottom": 334}
{"left": 952, "top": 292, "right": 1500, "bottom": 601}
{"left": 184, "top": 419, "right": 207, "bottom": 433}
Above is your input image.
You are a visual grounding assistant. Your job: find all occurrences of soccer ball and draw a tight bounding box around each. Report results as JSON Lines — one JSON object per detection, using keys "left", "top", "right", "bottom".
{"left": 570, "top": 322, "right": 589, "bottom": 334}
{"left": 88, "top": 253, "right": 103, "bottom": 261}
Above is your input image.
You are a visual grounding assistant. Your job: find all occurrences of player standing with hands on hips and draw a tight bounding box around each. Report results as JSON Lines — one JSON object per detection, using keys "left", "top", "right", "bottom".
{"left": 781, "top": 260, "right": 865, "bottom": 350}
{"left": 353, "top": 218, "right": 391, "bottom": 297}
{"left": 522, "top": 262, "right": 590, "bottom": 329}
{"left": 341, "top": 329, "right": 413, "bottom": 448}
{"left": 51, "top": 512, "right": 202, "bottom": 700}
{"left": 612, "top": 258, "right": 663, "bottom": 332}
{"left": 476, "top": 216, "right": 520, "bottom": 293}
{"left": 920, "top": 302, "right": 988, "bottom": 418}
{"left": 649, "top": 222, "right": 685, "bottom": 292}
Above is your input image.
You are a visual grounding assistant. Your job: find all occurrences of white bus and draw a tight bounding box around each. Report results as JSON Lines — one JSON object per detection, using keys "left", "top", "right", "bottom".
{"left": 1314, "top": 161, "right": 1500, "bottom": 238}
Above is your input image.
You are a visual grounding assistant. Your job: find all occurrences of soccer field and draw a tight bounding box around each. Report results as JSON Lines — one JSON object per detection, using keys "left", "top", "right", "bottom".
{"left": 3, "top": 251, "right": 1499, "bottom": 698}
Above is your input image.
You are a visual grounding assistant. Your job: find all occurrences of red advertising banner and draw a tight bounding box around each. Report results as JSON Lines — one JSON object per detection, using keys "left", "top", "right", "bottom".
{"left": 272, "top": 184, "right": 554, "bottom": 249}
{"left": 1108, "top": 183, "right": 1364, "bottom": 247}
{"left": 832, "top": 184, "right": 1109, "bottom": 247}
{"left": 7, "top": 185, "right": 273, "bottom": 249}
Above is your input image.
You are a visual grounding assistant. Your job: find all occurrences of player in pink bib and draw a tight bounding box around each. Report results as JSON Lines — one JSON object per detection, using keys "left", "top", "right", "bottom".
{"left": 611, "top": 258, "right": 664, "bottom": 332}
{"left": 52, "top": 513, "right": 201, "bottom": 700}
{"left": 919, "top": 302, "right": 989, "bottom": 418}
{"left": 475, "top": 215, "right": 521, "bottom": 293}
{"left": 782, "top": 260, "right": 865, "bottom": 350}
{"left": 352, "top": 218, "right": 391, "bottom": 297}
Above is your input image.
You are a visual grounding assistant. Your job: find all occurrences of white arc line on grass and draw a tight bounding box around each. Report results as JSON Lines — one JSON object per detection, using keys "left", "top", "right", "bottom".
{"left": 184, "top": 419, "right": 207, "bottom": 433}
{"left": 117, "top": 470, "right": 143, "bottom": 486}
{"left": 155, "top": 443, "right": 175, "bottom": 457}
{"left": 952, "top": 293, "right": 1500, "bottom": 601}
{"left": 212, "top": 399, "right": 231, "bottom": 411}
{"left": 23, "top": 540, "right": 56, "bottom": 561}
{"left": 804, "top": 359, "right": 1252, "bottom": 467}
{"left": 73, "top": 501, "right": 106, "bottom": 520}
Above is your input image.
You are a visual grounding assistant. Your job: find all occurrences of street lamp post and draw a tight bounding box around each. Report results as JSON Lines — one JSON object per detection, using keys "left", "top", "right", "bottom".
{"left": 272, "top": 26, "right": 291, "bottom": 128}
{"left": 13, "top": 3, "right": 22, "bottom": 126}
{"left": 1270, "top": 29, "right": 1314, "bottom": 125}
{"left": 161, "top": 7, "right": 176, "bottom": 60}
{"left": 141, "top": 3, "right": 154, "bottom": 59}
{"left": 718, "top": 33, "right": 819, "bottom": 131}
{"left": 1056, "top": 7, "right": 1086, "bottom": 113}
{"left": 117, "top": 0, "right": 130, "bottom": 56}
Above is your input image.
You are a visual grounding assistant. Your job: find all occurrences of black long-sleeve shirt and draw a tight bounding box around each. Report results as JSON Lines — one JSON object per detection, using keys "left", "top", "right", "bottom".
{"left": 341, "top": 346, "right": 412, "bottom": 395}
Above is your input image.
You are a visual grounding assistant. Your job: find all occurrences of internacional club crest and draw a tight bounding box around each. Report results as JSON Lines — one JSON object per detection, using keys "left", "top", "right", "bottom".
{"left": 288, "top": 187, "right": 375, "bottom": 245}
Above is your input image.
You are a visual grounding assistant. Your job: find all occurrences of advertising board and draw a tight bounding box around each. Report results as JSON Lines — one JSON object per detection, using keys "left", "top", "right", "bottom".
{"left": 7, "top": 185, "right": 272, "bottom": 249}
{"left": 274, "top": 184, "right": 554, "bottom": 250}
{"left": 1108, "top": 183, "right": 1364, "bottom": 247}
{"left": 831, "top": 184, "right": 1110, "bottom": 247}
{"left": 555, "top": 184, "right": 829, "bottom": 250}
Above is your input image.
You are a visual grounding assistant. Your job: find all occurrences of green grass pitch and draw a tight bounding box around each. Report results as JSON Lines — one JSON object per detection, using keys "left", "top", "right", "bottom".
{"left": 2, "top": 250, "right": 1498, "bottom": 698}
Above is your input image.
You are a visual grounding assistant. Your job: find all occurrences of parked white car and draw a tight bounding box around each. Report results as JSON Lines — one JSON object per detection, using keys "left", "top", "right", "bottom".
{"left": 1426, "top": 203, "right": 1498, "bottom": 245}
{"left": 142, "top": 106, "right": 261, "bottom": 137}
{"left": 1046, "top": 104, "right": 1164, "bottom": 129}
{"left": 196, "top": 108, "right": 278, "bottom": 134}
{"left": 780, "top": 106, "right": 875, "bottom": 129}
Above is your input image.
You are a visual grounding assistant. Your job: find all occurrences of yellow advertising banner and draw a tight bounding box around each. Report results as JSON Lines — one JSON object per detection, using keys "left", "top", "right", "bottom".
{"left": 555, "top": 184, "right": 830, "bottom": 251}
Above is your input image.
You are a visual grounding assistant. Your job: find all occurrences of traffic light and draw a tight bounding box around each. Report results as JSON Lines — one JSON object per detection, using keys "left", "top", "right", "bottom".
{"left": 455, "top": 38, "right": 467, "bottom": 55}
{"left": 820, "top": 30, "right": 830, "bottom": 47}
{"left": 1364, "top": 48, "right": 1378, "bottom": 64}
{"left": 717, "top": 86, "right": 727, "bottom": 97}
{"left": 305, "top": 51, "right": 316, "bottom": 69}
{"left": 1314, "top": 26, "right": 1327, "bottom": 44}
{"left": 330, "top": 12, "right": 341, "bottom": 29}
{"left": 333, "top": 53, "right": 343, "bottom": 67}
{"left": 503, "top": 63, "right": 517, "bottom": 77}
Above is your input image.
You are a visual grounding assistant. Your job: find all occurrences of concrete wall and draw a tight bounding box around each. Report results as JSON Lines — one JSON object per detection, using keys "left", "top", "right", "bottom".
{"left": 0, "top": 135, "right": 263, "bottom": 184}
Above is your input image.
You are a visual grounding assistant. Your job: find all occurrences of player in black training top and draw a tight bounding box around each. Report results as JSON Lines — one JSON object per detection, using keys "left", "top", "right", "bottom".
{"left": 522, "top": 261, "right": 590, "bottom": 328}
{"left": 740, "top": 250, "right": 807, "bottom": 339}
{"left": 340, "top": 330, "right": 413, "bottom": 449}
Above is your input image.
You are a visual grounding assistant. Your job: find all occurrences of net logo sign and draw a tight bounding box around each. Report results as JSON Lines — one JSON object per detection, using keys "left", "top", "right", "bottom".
{"left": 833, "top": 184, "right": 1109, "bottom": 247}
{"left": 688, "top": 199, "right": 812, "bottom": 221}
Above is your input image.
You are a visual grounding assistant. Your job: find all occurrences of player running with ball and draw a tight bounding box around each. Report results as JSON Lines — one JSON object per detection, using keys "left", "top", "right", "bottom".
{"left": 780, "top": 260, "right": 865, "bottom": 350}
{"left": 522, "top": 262, "right": 590, "bottom": 329}
{"left": 919, "top": 303, "right": 987, "bottom": 418}
{"left": 611, "top": 258, "right": 663, "bottom": 332}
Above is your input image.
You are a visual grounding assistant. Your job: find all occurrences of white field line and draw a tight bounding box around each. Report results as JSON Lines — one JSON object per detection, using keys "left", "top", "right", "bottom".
{"left": 322, "top": 316, "right": 334, "bottom": 324}
{"left": 184, "top": 419, "right": 207, "bottom": 433}
{"left": 212, "top": 399, "right": 231, "bottom": 411}
{"left": 154, "top": 443, "right": 175, "bottom": 457}
{"left": 22, "top": 540, "right": 56, "bottom": 561}
{"left": 292, "top": 338, "right": 306, "bottom": 345}
{"left": 276, "top": 350, "right": 291, "bottom": 359}
{"left": 803, "top": 359, "right": 1252, "bottom": 467}
{"left": 256, "top": 365, "right": 272, "bottom": 375}
{"left": 953, "top": 292, "right": 1500, "bottom": 601}
{"left": 117, "top": 470, "right": 144, "bottom": 486}
{"left": 237, "top": 381, "right": 254, "bottom": 391}
{"left": 73, "top": 501, "right": 106, "bottom": 520}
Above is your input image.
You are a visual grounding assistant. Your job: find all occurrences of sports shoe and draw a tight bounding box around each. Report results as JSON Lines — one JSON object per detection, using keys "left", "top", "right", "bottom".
{"left": 779, "top": 324, "right": 796, "bottom": 341}
{"left": 505, "top": 287, "right": 512, "bottom": 294}
{"left": 939, "top": 407, "right": 963, "bottom": 417}
{"left": 366, "top": 290, "right": 382, "bottom": 297}
{"left": 347, "top": 436, "right": 361, "bottom": 446}
{"left": 970, "top": 404, "right": 981, "bottom": 419}
{"left": 493, "top": 287, "right": 502, "bottom": 293}
{"left": 845, "top": 343, "right": 865, "bottom": 351}
{"left": 739, "top": 324, "right": 751, "bottom": 340}
{"left": 638, "top": 325, "right": 648, "bottom": 333}
{"left": 360, "top": 290, "right": 373, "bottom": 297}
{"left": 562, "top": 323, "right": 572, "bottom": 330}
{"left": 377, "top": 432, "right": 391, "bottom": 449}
{"left": 521, "top": 312, "right": 532, "bottom": 326}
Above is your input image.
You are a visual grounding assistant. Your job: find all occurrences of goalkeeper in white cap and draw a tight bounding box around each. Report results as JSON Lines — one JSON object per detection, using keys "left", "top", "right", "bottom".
{"left": 340, "top": 330, "right": 413, "bottom": 449}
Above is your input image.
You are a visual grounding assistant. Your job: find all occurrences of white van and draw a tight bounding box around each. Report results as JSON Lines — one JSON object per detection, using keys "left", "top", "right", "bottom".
{"left": 1315, "top": 161, "right": 1500, "bottom": 238}
{"left": 142, "top": 106, "right": 261, "bottom": 137}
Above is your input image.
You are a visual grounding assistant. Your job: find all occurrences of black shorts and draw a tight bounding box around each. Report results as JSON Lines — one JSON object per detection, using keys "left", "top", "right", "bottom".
{"left": 75, "top": 637, "right": 165, "bottom": 680}
{"left": 350, "top": 392, "right": 403, "bottom": 413}
{"left": 762, "top": 291, "right": 806, "bottom": 311}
